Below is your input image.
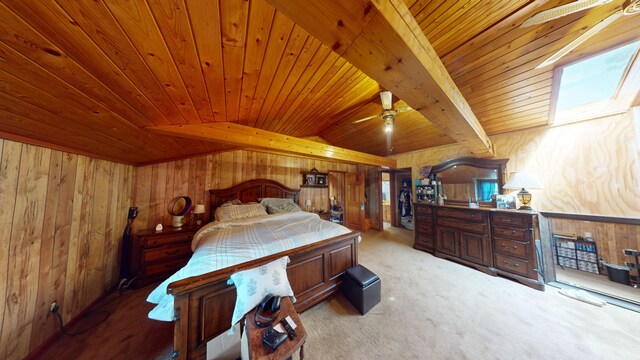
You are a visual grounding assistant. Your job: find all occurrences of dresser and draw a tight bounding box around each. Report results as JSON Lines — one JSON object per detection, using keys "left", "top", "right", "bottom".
{"left": 414, "top": 204, "right": 543, "bottom": 290}
{"left": 130, "top": 225, "right": 199, "bottom": 288}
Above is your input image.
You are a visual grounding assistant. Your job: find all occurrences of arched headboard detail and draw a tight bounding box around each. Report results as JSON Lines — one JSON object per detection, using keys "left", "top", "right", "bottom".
{"left": 208, "top": 179, "right": 300, "bottom": 221}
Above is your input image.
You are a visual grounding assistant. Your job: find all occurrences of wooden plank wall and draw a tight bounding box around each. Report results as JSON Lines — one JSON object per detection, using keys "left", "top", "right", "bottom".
{"left": 392, "top": 111, "right": 640, "bottom": 217}
{"left": 550, "top": 218, "right": 640, "bottom": 267}
{"left": 391, "top": 110, "right": 640, "bottom": 266}
{"left": 132, "top": 150, "right": 358, "bottom": 232}
{"left": 0, "top": 139, "right": 134, "bottom": 360}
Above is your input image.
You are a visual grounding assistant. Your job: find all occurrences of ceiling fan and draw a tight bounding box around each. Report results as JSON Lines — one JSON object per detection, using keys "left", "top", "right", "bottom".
{"left": 351, "top": 91, "right": 412, "bottom": 133}
{"left": 521, "top": 0, "right": 640, "bottom": 68}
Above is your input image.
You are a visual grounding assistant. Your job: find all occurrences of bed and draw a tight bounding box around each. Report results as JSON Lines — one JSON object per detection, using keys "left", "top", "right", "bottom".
{"left": 153, "top": 179, "right": 360, "bottom": 360}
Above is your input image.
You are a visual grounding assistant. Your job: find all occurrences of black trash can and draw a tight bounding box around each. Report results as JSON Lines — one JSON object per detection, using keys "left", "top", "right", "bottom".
{"left": 605, "top": 263, "right": 630, "bottom": 285}
{"left": 343, "top": 265, "right": 381, "bottom": 315}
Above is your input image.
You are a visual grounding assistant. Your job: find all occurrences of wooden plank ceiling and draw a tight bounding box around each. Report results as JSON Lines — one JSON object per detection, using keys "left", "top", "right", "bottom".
{"left": 0, "top": 0, "right": 638, "bottom": 165}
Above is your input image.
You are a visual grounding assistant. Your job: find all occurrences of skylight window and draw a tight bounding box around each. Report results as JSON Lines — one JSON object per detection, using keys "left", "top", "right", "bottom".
{"left": 553, "top": 41, "right": 640, "bottom": 124}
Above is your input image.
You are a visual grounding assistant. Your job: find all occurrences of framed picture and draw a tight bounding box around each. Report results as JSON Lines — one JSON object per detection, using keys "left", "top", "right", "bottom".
{"left": 305, "top": 174, "right": 316, "bottom": 185}
{"left": 496, "top": 194, "right": 516, "bottom": 209}
{"left": 316, "top": 174, "right": 327, "bottom": 186}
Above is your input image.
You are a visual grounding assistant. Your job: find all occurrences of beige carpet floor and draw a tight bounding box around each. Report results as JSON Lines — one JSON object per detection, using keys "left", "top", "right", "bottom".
{"left": 299, "top": 226, "right": 639, "bottom": 360}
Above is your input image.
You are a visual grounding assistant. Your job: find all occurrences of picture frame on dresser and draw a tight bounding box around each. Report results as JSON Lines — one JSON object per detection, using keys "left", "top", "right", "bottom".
{"left": 316, "top": 174, "right": 326, "bottom": 185}
{"left": 496, "top": 194, "right": 516, "bottom": 209}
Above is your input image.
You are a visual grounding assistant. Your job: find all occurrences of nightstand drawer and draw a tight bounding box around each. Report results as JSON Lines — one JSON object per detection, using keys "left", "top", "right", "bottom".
{"left": 142, "top": 232, "right": 193, "bottom": 248}
{"left": 143, "top": 243, "right": 192, "bottom": 263}
{"left": 143, "top": 257, "right": 190, "bottom": 277}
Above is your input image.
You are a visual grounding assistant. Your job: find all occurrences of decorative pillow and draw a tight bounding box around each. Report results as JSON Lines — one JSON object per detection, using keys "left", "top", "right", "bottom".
{"left": 266, "top": 202, "right": 302, "bottom": 214}
{"left": 220, "top": 199, "right": 242, "bottom": 207}
{"left": 214, "top": 203, "right": 267, "bottom": 222}
{"left": 260, "top": 198, "right": 301, "bottom": 214}
{"left": 228, "top": 256, "right": 295, "bottom": 327}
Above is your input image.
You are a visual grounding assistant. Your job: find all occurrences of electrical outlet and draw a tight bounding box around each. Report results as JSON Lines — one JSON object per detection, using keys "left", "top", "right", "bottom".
{"left": 50, "top": 300, "right": 58, "bottom": 313}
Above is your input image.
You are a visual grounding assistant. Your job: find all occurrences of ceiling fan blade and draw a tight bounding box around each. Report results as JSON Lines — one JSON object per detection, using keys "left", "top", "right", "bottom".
{"left": 395, "top": 106, "right": 412, "bottom": 113}
{"left": 521, "top": 0, "right": 613, "bottom": 28}
{"left": 536, "top": 10, "right": 623, "bottom": 68}
{"left": 380, "top": 91, "right": 393, "bottom": 110}
{"left": 352, "top": 114, "right": 380, "bottom": 124}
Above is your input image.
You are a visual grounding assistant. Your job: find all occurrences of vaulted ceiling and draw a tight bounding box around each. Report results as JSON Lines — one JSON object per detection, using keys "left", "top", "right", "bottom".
{"left": 0, "top": 0, "right": 638, "bottom": 165}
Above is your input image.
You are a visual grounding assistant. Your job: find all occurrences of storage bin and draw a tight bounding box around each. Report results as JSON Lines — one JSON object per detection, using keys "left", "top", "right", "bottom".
{"left": 343, "top": 265, "right": 381, "bottom": 315}
{"left": 605, "top": 263, "right": 630, "bottom": 285}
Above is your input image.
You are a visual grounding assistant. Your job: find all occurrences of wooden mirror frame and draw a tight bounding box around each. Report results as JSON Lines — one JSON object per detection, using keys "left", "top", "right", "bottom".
{"left": 430, "top": 157, "right": 509, "bottom": 207}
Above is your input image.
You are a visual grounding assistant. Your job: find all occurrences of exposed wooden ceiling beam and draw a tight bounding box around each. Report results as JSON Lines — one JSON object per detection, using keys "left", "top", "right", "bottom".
{"left": 265, "top": 0, "right": 495, "bottom": 157}
{"left": 148, "top": 123, "right": 397, "bottom": 168}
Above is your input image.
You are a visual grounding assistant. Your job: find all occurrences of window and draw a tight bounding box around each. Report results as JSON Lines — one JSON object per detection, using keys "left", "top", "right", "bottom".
{"left": 553, "top": 41, "right": 640, "bottom": 124}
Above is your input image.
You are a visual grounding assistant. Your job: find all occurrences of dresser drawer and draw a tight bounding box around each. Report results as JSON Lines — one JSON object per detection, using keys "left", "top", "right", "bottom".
{"left": 415, "top": 212, "right": 433, "bottom": 224}
{"left": 143, "top": 257, "right": 190, "bottom": 277}
{"left": 143, "top": 243, "right": 192, "bottom": 263}
{"left": 494, "top": 253, "right": 531, "bottom": 278}
{"left": 142, "top": 232, "right": 193, "bottom": 248}
{"left": 491, "top": 213, "right": 529, "bottom": 227}
{"left": 494, "top": 237, "right": 529, "bottom": 260}
{"left": 437, "top": 208, "right": 486, "bottom": 222}
{"left": 416, "top": 222, "right": 433, "bottom": 234}
{"left": 438, "top": 217, "right": 486, "bottom": 234}
{"left": 415, "top": 205, "right": 433, "bottom": 215}
{"left": 492, "top": 226, "right": 528, "bottom": 241}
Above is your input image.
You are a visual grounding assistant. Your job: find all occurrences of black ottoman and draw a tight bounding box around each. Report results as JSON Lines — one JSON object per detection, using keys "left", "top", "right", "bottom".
{"left": 343, "top": 265, "right": 381, "bottom": 315}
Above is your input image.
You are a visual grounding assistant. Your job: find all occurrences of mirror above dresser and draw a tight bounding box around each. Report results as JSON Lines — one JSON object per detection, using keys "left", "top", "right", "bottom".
{"left": 429, "top": 157, "right": 509, "bottom": 207}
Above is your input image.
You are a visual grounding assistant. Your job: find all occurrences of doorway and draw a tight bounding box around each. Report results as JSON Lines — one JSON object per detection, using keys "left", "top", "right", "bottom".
{"left": 382, "top": 172, "right": 391, "bottom": 226}
{"left": 394, "top": 169, "right": 413, "bottom": 230}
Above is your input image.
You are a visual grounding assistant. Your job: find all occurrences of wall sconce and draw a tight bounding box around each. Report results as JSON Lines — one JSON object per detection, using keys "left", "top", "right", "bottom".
{"left": 503, "top": 172, "right": 543, "bottom": 210}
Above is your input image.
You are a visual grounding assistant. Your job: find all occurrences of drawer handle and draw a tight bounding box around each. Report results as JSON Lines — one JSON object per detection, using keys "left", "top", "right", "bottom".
{"left": 512, "top": 245, "right": 518, "bottom": 250}
{"left": 500, "top": 243, "right": 506, "bottom": 247}
{"left": 471, "top": 214, "right": 475, "bottom": 217}
{"left": 165, "top": 249, "right": 179, "bottom": 256}
{"left": 512, "top": 230, "right": 516, "bottom": 234}
{"left": 503, "top": 260, "right": 520, "bottom": 268}
{"left": 500, "top": 228, "right": 505, "bottom": 233}
{"left": 502, "top": 218, "right": 512, "bottom": 222}
{"left": 472, "top": 225, "right": 476, "bottom": 229}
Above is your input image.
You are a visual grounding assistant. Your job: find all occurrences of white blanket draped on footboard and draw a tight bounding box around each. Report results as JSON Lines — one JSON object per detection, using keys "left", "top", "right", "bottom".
{"left": 146, "top": 211, "right": 353, "bottom": 321}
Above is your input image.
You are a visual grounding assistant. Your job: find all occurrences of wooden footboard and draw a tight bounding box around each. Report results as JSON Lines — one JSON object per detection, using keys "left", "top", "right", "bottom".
{"left": 167, "top": 231, "right": 360, "bottom": 360}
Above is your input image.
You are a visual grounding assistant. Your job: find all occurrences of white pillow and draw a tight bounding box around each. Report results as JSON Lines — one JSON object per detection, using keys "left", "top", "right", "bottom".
{"left": 214, "top": 203, "right": 267, "bottom": 221}
{"left": 228, "top": 256, "right": 295, "bottom": 327}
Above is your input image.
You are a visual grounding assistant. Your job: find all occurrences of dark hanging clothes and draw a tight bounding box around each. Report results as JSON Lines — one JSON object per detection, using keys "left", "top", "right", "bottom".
{"left": 398, "top": 187, "right": 412, "bottom": 217}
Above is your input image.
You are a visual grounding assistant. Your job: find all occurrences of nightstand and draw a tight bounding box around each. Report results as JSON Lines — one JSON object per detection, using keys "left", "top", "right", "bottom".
{"left": 130, "top": 225, "right": 199, "bottom": 288}
{"left": 317, "top": 211, "right": 331, "bottom": 221}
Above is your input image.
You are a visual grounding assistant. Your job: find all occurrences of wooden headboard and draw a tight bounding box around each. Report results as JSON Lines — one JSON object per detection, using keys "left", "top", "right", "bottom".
{"left": 208, "top": 179, "right": 300, "bottom": 221}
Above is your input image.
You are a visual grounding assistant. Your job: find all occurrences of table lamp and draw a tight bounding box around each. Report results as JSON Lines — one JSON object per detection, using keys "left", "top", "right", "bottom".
{"left": 192, "top": 204, "right": 205, "bottom": 225}
{"left": 503, "top": 172, "right": 543, "bottom": 210}
{"left": 305, "top": 199, "right": 312, "bottom": 212}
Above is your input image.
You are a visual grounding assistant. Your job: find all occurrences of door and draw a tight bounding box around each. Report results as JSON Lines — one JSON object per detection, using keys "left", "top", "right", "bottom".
{"left": 436, "top": 227, "right": 458, "bottom": 256}
{"left": 345, "top": 171, "right": 365, "bottom": 231}
{"left": 459, "top": 232, "right": 491, "bottom": 266}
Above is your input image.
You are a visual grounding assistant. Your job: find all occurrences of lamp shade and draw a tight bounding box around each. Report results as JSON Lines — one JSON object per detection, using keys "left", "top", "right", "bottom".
{"left": 305, "top": 199, "right": 312, "bottom": 206}
{"left": 192, "top": 204, "right": 205, "bottom": 214}
{"left": 503, "top": 172, "right": 543, "bottom": 190}
{"left": 380, "top": 91, "right": 393, "bottom": 110}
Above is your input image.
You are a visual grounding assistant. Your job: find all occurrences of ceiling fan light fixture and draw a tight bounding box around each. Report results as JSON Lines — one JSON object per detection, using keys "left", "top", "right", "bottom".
{"left": 380, "top": 91, "right": 393, "bottom": 110}
{"left": 384, "top": 117, "right": 393, "bottom": 133}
